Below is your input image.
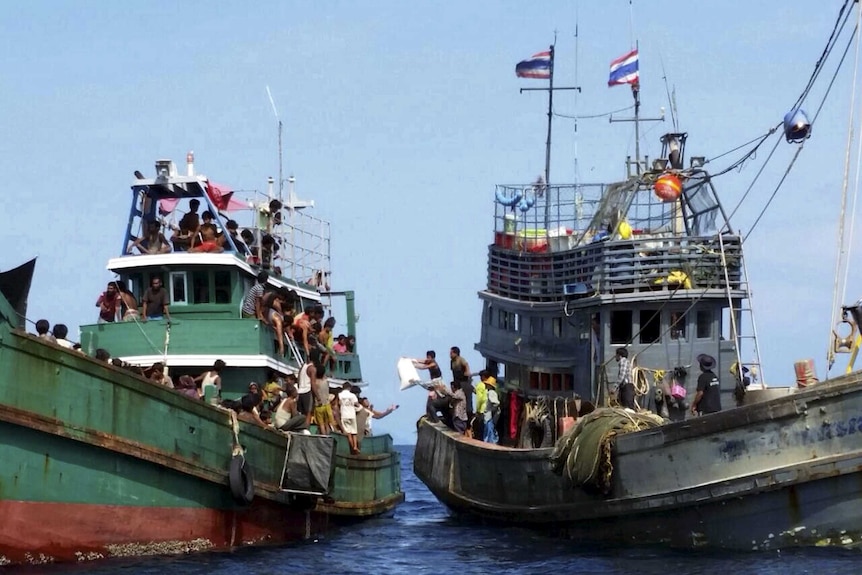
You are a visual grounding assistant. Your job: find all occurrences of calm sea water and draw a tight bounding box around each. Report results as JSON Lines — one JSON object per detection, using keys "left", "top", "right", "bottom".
{"left": 8, "top": 445, "right": 861, "bottom": 575}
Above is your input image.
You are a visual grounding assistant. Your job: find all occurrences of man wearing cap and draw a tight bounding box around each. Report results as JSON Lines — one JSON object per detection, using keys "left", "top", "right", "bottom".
{"left": 691, "top": 354, "right": 721, "bottom": 416}
{"left": 482, "top": 374, "right": 500, "bottom": 444}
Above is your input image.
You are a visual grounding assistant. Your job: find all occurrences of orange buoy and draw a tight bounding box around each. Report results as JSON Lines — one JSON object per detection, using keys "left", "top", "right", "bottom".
{"left": 654, "top": 173, "right": 682, "bottom": 202}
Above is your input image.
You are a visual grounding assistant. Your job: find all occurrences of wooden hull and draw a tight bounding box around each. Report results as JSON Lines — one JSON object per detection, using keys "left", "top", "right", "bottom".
{"left": 0, "top": 499, "right": 321, "bottom": 566}
{"left": 0, "top": 329, "right": 401, "bottom": 565}
{"left": 414, "top": 371, "right": 862, "bottom": 549}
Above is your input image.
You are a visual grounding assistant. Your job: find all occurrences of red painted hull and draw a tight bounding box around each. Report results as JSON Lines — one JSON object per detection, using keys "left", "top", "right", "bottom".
{"left": 0, "top": 499, "right": 329, "bottom": 565}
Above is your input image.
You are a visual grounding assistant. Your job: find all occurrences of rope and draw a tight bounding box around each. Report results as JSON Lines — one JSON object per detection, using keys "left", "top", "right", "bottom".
{"left": 229, "top": 410, "right": 244, "bottom": 458}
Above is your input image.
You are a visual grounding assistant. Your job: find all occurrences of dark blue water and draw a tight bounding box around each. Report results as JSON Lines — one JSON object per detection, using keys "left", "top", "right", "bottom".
{"left": 7, "top": 445, "right": 861, "bottom": 574}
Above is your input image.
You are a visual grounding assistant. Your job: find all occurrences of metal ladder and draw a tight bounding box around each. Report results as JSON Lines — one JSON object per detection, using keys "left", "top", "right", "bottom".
{"left": 718, "top": 233, "right": 765, "bottom": 388}
{"left": 284, "top": 332, "right": 305, "bottom": 368}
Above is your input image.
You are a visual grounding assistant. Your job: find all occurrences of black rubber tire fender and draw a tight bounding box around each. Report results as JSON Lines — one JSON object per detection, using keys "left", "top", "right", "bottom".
{"left": 229, "top": 454, "right": 255, "bottom": 505}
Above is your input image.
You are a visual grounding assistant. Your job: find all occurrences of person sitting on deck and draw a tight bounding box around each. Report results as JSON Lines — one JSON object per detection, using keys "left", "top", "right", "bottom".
{"left": 52, "top": 323, "right": 75, "bottom": 350}
{"left": 333, "top": 334, "right": 348, "bottom": 354}
{"left": 223, "top": 219, "right": 249, "bottom": 254}
{"left": 450, "top": 381, "right": 468, "bottom": 434}
{"left": 93, "top": 348, "right": 111, "bottom": 363}
{"left": 170, "top": 199, "right": 201, "bottom": 251}
{"left": 175, "top": 374, "right": 200, "bottom": 400}
{"left": 273, "top": 387, "right": 308, "bottom": 433}
{"left": 95, "top": 281, "right": 122, "bottom": 323}
{"left": 338, "top": 382, "right": 362, "bottom": 454}
{"left": 235, "top": 382, "right": 268, "bottom": 429}
{"left": 262, "top": 369, "right": 284, "bottom": 411}
{"left": 132, "top": 219, "right": 171, "bottom": 255}
{"left": 189, "top": 211, "right": 224, "bottom": 253}
{"left": 35, "top": 319, "right": 56, "bottom": 343}
{"left": 147, "top": 362, "right": 174, "bottom": 389}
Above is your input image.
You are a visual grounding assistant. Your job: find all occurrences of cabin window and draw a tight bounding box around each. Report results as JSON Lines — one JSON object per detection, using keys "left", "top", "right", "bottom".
{"left": 127, "top": 274, "right": 143, "bottom": 300}
{"left": 504, "top": 364, "right": 520, "bottom": 388}
{"left": 214, "top": 271, "right": 231, "bottom": 304}
{"left": 697, "top": 310, "right": 712, "bottom": 339}
{"left": 639, "top": 310, "right": 661, "bottom": 344}
{"left": 531, "top": 317, "right": 543, "bottom": 336}
{"left": 513, "top": 313, "right": 521, "bottom": 333}
{"left": 498, "top": 309, "right": 509, "bottom": 330}
{"left": 552, "top": 317, "right": 563, "bottom": 338}
{"left": 551, "top": 373, "right": 562, "bottom": 391}
{"left": 610, "top": 310, "right": 633, "bottom": 344}
{"left": 564, "top": 373, "right": 574, "bottom": 391}
{"left": 487, "top": 304, "right": 494, "bottom": 326}
{"left": 192, "top": 271, "right": 210, "bottom": 304}
{"left": 169, "top": 272, "right": 188, "bottom": 305}
{"left": 670, "top": 310, "right": 687, "bottom": 340}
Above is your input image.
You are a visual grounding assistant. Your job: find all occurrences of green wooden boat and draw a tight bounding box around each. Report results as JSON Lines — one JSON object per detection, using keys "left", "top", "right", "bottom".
{"left": 0, "top": 156, "right": 402, "bottom": 566}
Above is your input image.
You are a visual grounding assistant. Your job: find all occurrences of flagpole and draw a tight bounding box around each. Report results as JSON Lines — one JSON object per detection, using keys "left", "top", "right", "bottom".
{"left": 544, "top": 44, "right": 555, "bottom": 228}
{"left": 632, "top": 80, "right": 640, "bottom": 175}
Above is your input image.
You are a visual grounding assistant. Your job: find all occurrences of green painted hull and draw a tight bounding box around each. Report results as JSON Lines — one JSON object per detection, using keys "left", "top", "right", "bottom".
{"left": 0, "top": 327, "right": 401, "bottom": 565}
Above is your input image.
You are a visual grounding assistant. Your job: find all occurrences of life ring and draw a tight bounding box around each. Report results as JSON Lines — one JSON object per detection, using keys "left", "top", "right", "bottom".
{"left": 229, "top": 455, "right": 255, "bottom": 505}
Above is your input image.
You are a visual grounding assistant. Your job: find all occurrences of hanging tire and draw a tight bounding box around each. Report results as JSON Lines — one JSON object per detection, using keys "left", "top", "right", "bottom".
{"left": 229, "top": 455, "right": 255, "bottom": 505}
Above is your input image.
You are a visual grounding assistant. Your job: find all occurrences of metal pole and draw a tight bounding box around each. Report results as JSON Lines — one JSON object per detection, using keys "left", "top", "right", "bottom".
{"left": 544, "top": 44, "right": 555, "bottom": 229}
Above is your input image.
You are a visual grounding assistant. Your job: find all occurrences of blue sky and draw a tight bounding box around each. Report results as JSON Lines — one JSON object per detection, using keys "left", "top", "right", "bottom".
{"left": 1, "top": 1, "right": 859, "bottom": 444}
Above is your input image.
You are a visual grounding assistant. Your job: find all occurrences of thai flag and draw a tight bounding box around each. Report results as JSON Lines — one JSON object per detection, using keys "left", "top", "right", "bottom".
{"left": 608, "top": 49, "right": 639, "bottom": 86}
{"left": 516, "top": 51, "right": 552, "bottom": 79}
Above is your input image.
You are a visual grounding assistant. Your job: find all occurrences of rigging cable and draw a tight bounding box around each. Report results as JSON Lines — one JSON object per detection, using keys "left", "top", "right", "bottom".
{"left": 829, "top": 8, "right": 862, "bottom": 373}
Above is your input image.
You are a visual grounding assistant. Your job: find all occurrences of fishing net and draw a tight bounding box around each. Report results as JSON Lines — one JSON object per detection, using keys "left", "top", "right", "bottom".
{"left": 549, "top": 407, "right": 665, "bottom": 495}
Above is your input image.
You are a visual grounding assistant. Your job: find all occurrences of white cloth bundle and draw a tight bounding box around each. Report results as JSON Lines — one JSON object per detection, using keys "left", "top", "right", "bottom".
{"left": 397, "top": 357, "right": 423, "bottom": 391}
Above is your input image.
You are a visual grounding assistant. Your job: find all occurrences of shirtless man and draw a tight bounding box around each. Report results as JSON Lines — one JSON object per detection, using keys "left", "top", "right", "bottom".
{"left": 132, "top": 220, "right": 171, "bottom": 255}
{"left": 190, "top": 211, "right": 224, "bottom": 253}
{"left": 292, "top": 305, "right": 314, "bottom": 359}
{"left": 312, "top": 362, "right": 334, "bottom": 435}
{"left": 261, "top": 288, "right": 288, "bottom": 356}
{"left": 114, "top": 282, "right": 139, "bottom": 321}
{"left": 171, "top": 198, "right": 201, "bottom": 251}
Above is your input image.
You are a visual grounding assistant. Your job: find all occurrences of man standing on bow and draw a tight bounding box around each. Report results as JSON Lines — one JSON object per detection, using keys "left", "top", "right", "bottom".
{"left": 450, "top": 346, "right": 473, "bottom": 423}
{"left": 691, "top": 354, "right": 721, "bottom": 416}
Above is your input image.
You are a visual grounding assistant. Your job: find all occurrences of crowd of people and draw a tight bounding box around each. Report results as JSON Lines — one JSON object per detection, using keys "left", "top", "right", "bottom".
{"left": 30, "top": 317, "right": 396, "bottom": 447}
{"left": 128, "top": 198, "right": 284, "bottom": 272}
{"left": 415, "top": 347, "right": 501, "bottom": 444}
{"left": 209, "top": 361, "right": 397, "bottom": 452}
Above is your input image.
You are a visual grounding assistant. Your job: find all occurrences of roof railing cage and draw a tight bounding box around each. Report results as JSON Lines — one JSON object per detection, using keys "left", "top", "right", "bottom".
{"left": 123, "top": 164, "right": 332, "bottom": 289}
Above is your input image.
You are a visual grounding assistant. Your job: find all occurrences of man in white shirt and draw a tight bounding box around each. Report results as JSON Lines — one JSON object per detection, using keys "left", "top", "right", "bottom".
{"left": 338, "top": 383, "right": 361, "bottom": 454}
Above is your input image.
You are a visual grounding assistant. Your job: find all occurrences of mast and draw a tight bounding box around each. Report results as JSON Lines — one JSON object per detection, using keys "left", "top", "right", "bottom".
{"left": 520, "top": 43, "right": 579, "bottom": 229}
{"left": 544, "top": 44, "right": 555, "bottom": 191}
{"left": 632, "top": 80, "right": 640, "bottom": 174}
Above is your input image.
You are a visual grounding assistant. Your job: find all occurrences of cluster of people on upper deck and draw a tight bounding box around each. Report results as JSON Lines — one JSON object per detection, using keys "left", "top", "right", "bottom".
{"left": 240, "top": 271, "right": 355, "bottom": 361}
{"left": 93, "top": 279, "right": 169, "bottom": 324}
{"left": 129, "top": 198, "right": 281, "bottom": 269}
